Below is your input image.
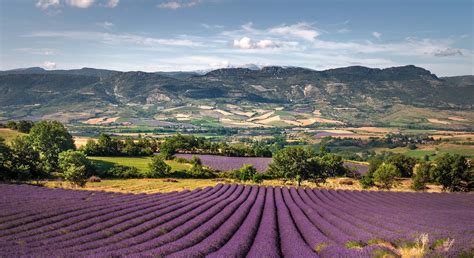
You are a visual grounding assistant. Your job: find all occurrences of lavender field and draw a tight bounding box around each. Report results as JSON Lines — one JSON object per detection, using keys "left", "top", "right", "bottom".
{"left": 175, "top": 154, "right": 368, "bottom": 174}
{"left": 0, "top": 184, "right": 472, "bottom": 257}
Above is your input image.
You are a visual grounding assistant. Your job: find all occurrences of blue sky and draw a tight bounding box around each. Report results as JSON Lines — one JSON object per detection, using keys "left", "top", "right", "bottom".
{"left": 0, "top": 0, "right": 472, "bottom": 76}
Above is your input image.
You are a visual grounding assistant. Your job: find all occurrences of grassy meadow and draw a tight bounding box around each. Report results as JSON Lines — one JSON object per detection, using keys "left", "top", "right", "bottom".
{"left": 88, "top": 156, "right": 192, "bottom": 173}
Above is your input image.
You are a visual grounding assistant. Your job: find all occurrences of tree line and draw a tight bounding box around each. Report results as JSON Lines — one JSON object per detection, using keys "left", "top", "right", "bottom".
{"left": 360, "top": 153, "right": 472, "bottom": 192}
{"left": 1, "top": 120, "right": 471, "bottom": 192}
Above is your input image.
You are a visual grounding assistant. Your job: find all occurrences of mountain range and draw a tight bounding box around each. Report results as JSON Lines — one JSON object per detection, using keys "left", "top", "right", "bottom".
{"left": 0, "top": 65, "right": 472, "bottom": 129}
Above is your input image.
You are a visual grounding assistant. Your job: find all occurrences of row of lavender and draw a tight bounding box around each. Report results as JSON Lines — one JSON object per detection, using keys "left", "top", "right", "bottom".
{"left": 175, "top": 153, "right": 369, "bottom": 174}
{"left": 0, "top": 184, "right": 472, "bottom": 257}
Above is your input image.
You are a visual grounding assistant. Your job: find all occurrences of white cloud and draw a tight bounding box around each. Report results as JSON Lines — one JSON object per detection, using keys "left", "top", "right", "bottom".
{"left": 158, "top": 0, "right": 201, "bottom": 9}
{"left": 433, "top": 48, "right": 463, "bottom": 57}
{"left": 27, "top": 30, "right": 200, "bottom": 47}
{"left": 233, "top": 37, "right": 252, "bottom": 49}
{"left": 256, "top": 39, "right": 276, "bottom": 49}
{"left": 372, "top": 31, "right": 382, "bottom": 39}
{"left": 97, "top": 21, "right": 114, "bottom": 30}
{"left": 43, "top": 61, "right": 57, "bottom": 69}
{"left": 36, "top": 0, "right": 60, "bottom": 9}
{"left": 106, "top": 0, "right": 119, "bottom": 8}
{"left": 233, "top": 37, "right": 278, "bottom": 49}
{"left": 66, "top": 0, "right": 95, "bottom": 8}
{"left": 268, "top": 23, "right": 320, "bottom": 41}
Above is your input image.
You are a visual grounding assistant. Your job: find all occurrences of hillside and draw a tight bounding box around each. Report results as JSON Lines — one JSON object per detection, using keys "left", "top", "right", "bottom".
{"left": 0, "top": 65, "right": 472, "bottom": 129}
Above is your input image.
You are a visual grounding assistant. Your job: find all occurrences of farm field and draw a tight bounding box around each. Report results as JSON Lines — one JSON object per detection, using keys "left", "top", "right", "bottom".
{"left": 0, "top": 184, "right": 472, "bottom": 257}
{"left": 374, "top": 143, "right": 474, "bottom": 159}
{"left": 89, "top": 155, "right": 369, "bottom": 175}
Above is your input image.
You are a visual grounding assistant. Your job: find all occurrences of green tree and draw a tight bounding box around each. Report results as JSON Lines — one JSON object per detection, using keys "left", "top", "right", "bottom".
{"left": 15, "top": 120, "right": 35, "bottom": 133}
{"left": 97, "top": 133, "right": 118, "bottom": 155}
{"left": 411, "top": 162, "right": 432, "bottom": 191}
{"left": 58, "top": 150, "right": 92, "bottom": 187}
{"left": 386, "top": 154, "right": 417, "bottom": 177}
{"left": 0, "top": 137, "right": 12, "bottom": 179}
{"left": 268, "top": 147, "right": 319, "bottom": 186}
{"left": 82, "top": 139, "right": 100, "bottom": 156}
{"left": 147, "top": 155, "right": 171, "bottom": 178}
{"left": 431, "top": 154, "right": 472, "bottom": 192}
{"left": 373, "top": 163, "right": 401, "bottom": 189}
{"left": 159, "top": 140, "right": 176, "bottom": 159}
{"left": 122, "top": 137, "right": 140, "bottom": 156}
{"left": 28, "top": 121, "right": 75, "bottom": 173}
{"left": 10, "top": 136, "right": 42, "bottom": 181}
{"left": 316, "top": 153, "right": 347, "bottom": 177}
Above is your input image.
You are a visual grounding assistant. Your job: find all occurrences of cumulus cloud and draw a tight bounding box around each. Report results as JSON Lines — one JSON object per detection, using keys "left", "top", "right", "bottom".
{"left": 106, "top": 0, "right": 119, "bottom": 8}
{"left": 372, "top": 31, "right": 382, "bottom": 39}
{"left": 43, "top": 61, "right": 57, "bottom": 69}
{"left": 233, "top": 37, "right": 278, "bottom": 49}
{"left": 66, "top": 0, "right": 95, "bottom": 8}
{"left": 433, "top": 48, "right": 463, "bottom": 57}
{"left": 233, "top": 37, "right": 252, "bottom": 49}
{"left": 158, "top": 0, "right": 201, "bottom": 9}
{"left": 36, "top": 0, "right": 60, "bottom": 9}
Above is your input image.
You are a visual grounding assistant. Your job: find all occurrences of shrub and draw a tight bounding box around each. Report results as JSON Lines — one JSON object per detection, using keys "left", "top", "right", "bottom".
{"left": 238, "top": 164, "right": 257, "bottom": 181}
{"left": 174, "top": 157, "right": 189, "bottom": 163}
{"left": 189, "top": 162, "right": 215, "bottom": 178}
{"left": 411, "top": 162, "right": 431, "bottom": 191}
{"left": 107, "top": 165, "right": 141, "bottom": 178}
{"left": 58, "top": 150, "right": 93, "bottom": 187}
{"left": 147, "top": 155, "right": 171, "bottom": 178}
{"left": 373, "top": 163, "right": 401, "bottom": 189}
{"left": 252, "top": 173, "right": 263, "bottom": 184}
{"left": 190, "top": 155, "right": 202, "bottom": 166}
{"left": 62, "top": 164, "right": 88, "bottom": 187}
{"left": 360, "top": 171, "right": 375, "bottom": 189}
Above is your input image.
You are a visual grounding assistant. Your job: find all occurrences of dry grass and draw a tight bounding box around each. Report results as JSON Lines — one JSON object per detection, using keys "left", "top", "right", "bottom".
{"left": 448, "top": 116, "right": 468, "bottom": 122}
{"left": 0, "top": 128, "right": 25, "bottom": 144}
{"left": 73, "top": 136, "right": 94, "bottom": 148}
{"left": 427, "top": 118, "right": 451, "bottom": 125}
{"left": 83, "top": 117, "right": 120, "bottom": 125}
{"left": 41, "top": 177, "right": 444, "bottom": 194}
{"left": 44, "top": 178, "right": 224, "bottom": 194}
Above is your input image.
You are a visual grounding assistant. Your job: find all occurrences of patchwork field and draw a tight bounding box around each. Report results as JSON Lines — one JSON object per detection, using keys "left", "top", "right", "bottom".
{"left": 90, "top": 155, "right": 369, "bottom": 175}
{"left": 0, "top": 184, "right": 472, "bottom": 257}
